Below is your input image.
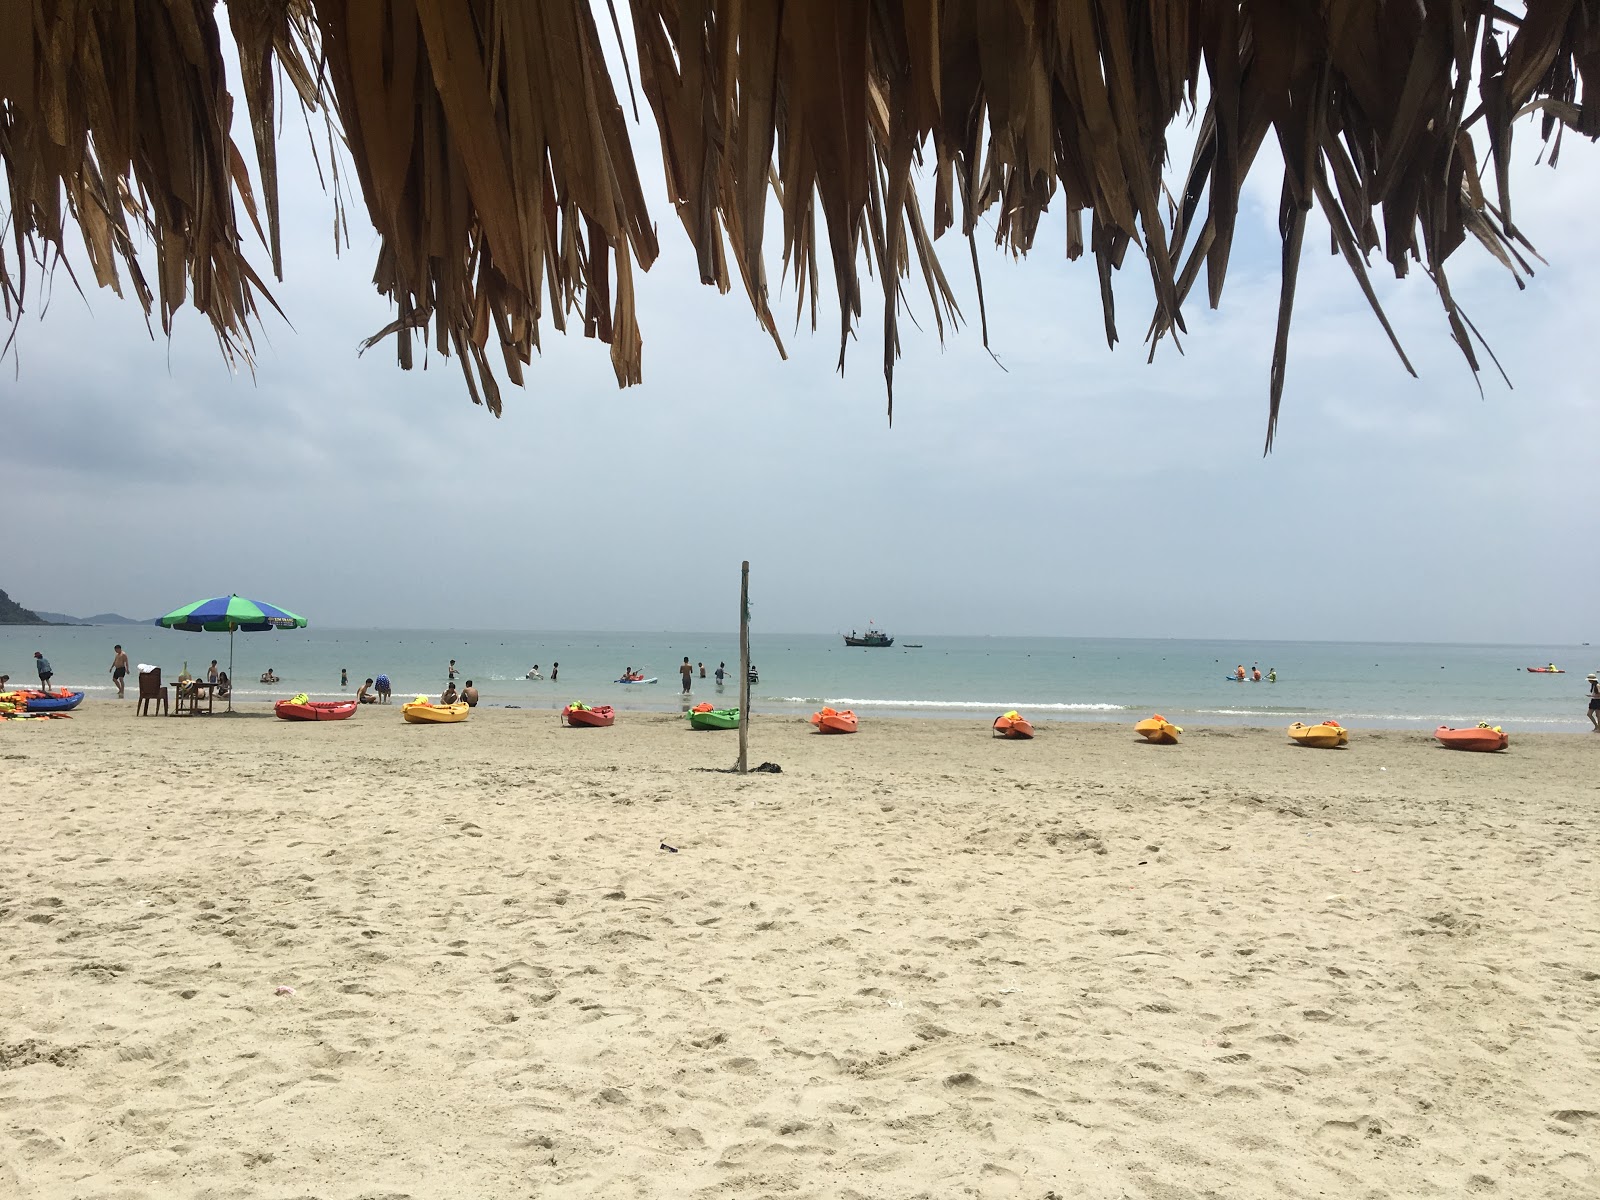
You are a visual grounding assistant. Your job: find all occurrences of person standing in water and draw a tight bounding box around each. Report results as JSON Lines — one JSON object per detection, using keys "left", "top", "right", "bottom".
{"left": 1267, "top": 667, "right": 1277, "bottom": 683}
{"left": 341, "top": 667, "right": 348, "bottom": 689}
{"left": 551, "top": 662, "right": 559, "bottom": 683}
{"left": 110, "top": 644, "right": 129, "bottom": 699}
{"left": 448, "top": 659, "right": 458, "bottom": 680}
{"left": 714, "top": 662, "right": 727, "bottom": 688}
{"left": 680, "top": 657, "right": 693, "bottom": 693}
{"left": 1587, "top": 673, "right": 1600, "bottom": 732}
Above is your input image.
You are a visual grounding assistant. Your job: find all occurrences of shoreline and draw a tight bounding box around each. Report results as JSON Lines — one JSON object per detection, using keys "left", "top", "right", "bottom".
{"left": 58, "top": 694, "right": 1600, "bottom": 735}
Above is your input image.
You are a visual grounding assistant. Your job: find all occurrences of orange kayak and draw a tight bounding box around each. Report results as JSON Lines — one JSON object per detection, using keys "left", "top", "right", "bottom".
{"left": 562, "top": 703, "right": 615, "bottom": 727}
{"left": 1435, "top": 724, "right": 1508, "bottom": 752}
{"left": 810, "top": 707, "right": 858, "bottom": 734}
{"left": 992, "top": 710, "right": 1035, "bottom": 739}
{"left": 1134, "top": 714, "right": 1181, "bottom": 744}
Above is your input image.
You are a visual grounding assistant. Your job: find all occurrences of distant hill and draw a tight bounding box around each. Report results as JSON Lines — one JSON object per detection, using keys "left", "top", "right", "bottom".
{"left": 0, "top": 590, "right": 49, "bottom": 625}
{"left": 33, "top": 610, "right": 88, "bottom": 625}
{"left": 35, "top": 610, "right": 149, "bottom": 625}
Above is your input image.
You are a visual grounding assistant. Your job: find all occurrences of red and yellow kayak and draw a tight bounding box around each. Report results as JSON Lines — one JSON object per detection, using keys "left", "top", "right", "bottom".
{"left": 1526, "top": 666, "right": 1565, "bottom": 674}
{"left": 992, "top": 710, "right": 1035, "bottom": 739}
{"left": 1134, "top": 714, "right": 1181, "bottom": 744}
{"left": 810, "top": 707, "right": 858, "bottom": 734}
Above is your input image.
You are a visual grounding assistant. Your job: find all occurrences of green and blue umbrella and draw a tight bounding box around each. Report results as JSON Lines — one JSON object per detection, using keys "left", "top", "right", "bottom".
{"left": 156, "top": 594, "right": 308, "bottom": 710}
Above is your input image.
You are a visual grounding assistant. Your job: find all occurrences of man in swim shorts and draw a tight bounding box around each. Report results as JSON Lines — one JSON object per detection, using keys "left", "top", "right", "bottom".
{"left": 110, "top": 644, "right": 129, "bottom": 698}
{"left": 680, "top": 657, "right": 693, "bottom": 693}
{"left": 461, "top": 680, "right": 479, "bottom": 707}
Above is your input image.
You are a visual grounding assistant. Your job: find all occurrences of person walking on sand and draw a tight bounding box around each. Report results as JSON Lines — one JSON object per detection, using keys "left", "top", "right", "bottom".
{"left": 680, "top": 657, "right": 693, "bottom": 693}
{"left": 1588, "top": 674, "right": 1600, "bottom": 732}
{"left": 34, "top": 651, "right": 53, "bottom": 694}
{"left": 110, "top": 644, "right": 129, "bottom": 699}
{"left": 207, "top": 659, "right": 219, "bottom": 684}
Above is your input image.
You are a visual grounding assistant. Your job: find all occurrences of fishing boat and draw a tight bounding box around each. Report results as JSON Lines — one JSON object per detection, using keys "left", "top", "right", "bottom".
{"left": 1134, "top": 714, "right": 1181, "bottom": 744}
{"left": 843, "top": 626, "right": 894, "bottom": 647}
{"left": 687, "top": 703, "right": 740, "bottom": 730}
{"left": 275, "top": 697, "right": 358, "bottom": 722}
{"left": 810, "top": 707, "right": 859, "bottom": 733}
{"left": 562, "top": 702, "right": 615, "bottom": 727}
{"left": 402, "top": 699, "right": 470, "bottom": 724}
{"left": 992, "top": 710, "right": 1035, "bottom": 739}
{"left": 22, "top": 690, "right": 85, "bottom": 713}
{"left": 1287, "top": 720, "right": 1348, "bottom": 748}
{"left": 1435, "top": 723, "right": 1509, "bottom": 752}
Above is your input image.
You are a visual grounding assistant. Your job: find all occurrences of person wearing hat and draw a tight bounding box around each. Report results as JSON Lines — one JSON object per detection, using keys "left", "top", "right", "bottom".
{"left": 33, "top": 651, "right": 53, "bottom": 694}
{"left": 1587, "top": 672, "right": 1600, "bottom": 732}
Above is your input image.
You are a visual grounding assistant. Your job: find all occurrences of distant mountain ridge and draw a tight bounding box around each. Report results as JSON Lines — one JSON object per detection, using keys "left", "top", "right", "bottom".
{"left": 0, "top": 589, "right": 49, "bottom": 624}
{"left": 34, "top": 610, "right": 150, "bottom": 625}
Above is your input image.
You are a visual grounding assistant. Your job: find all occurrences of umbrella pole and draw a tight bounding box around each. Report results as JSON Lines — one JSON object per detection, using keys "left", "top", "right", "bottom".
{"left": 228, "top": 627, "right": 235, "bottom": 713}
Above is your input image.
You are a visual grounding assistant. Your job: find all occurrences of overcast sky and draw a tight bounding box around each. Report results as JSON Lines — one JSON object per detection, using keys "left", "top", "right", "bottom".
{"left": 4, "top": 24, "right": 1597, "bottom": 642}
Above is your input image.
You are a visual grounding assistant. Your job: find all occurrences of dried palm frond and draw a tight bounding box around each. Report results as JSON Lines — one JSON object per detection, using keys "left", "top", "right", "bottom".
{"left": 1, "top": 1, "right": 1595, "bottom": 443}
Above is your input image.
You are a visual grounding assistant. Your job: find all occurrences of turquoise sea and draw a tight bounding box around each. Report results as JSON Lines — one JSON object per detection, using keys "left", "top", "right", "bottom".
{"left": 2, "top": 627, "right": 1594, "bottom": 732}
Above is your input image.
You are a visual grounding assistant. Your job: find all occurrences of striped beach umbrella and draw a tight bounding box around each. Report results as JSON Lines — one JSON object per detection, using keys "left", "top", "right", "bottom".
{"left": 156, "top": 594, "right": 308, "bottom": 711}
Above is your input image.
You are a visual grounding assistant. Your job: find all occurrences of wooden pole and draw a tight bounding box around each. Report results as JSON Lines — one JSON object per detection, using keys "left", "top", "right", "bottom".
{"left": 738, "top": 560, "right": 750, "bottom": 773}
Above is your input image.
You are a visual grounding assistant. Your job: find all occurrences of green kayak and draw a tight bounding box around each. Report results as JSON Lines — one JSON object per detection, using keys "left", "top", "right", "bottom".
{"left": 687, "top": 706, "right": 740, "bottom": 730}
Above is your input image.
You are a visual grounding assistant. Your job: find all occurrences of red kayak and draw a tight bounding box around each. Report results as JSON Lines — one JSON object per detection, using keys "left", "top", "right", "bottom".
{"left": 562, "top": 703, "right": 615, "bottom": 727}
{"left": 1525, "top": 667, "right": 1565, "bottom": 673}
{"left": 274, "top": 699, "right": 358, "bottom": 722}
{"left": 1435, "top": 724, "right": 1509, "bottom": 752}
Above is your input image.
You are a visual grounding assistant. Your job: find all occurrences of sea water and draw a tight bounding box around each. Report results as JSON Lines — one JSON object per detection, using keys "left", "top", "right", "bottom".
{"left": 2, "top": 626, "right": 1593, "bottom": 731}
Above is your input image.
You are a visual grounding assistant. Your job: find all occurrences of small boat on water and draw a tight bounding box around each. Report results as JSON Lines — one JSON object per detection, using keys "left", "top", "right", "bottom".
{"left": 810, "top": 707, "right": 859, "bottom": 734}
{"left": 275, "top": 697, "right": 358, "bottom": 722}
{"left": 1287, "top": 720, "right": 1348, "bottom": 748}
{"left": 993, "top": 710, "right": 1035, "bottom": 739}
{"left": 1134, "top": 714, "right": 1181, "bottom": 744}
{"left": 562, "top": 703, "right": 615, "bottom": 727}
{"left": 402, "top": 699, "right": 470, "bottom": 724}
{"left": 22, "top": 690, "right": 85, "bottom": 713}
{"left": 1526, "top": 666, "right": 1565, "bottom": 673}
{"left": 1436, "top": 723, "right": 1509, "bottom": 752}
{"left": 688, "top": 703, "right": 740, "bottom": 730}
{"left": 843, "top": 627, "right": 894, "bottom": 647}
{"left": 616, "top": 676, "right": 658, "bottom": 685}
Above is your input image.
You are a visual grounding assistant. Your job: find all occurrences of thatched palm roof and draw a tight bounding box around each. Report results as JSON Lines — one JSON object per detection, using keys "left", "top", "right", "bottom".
{"left": 1, "top": 2, "right": 1595, "bottom": 445}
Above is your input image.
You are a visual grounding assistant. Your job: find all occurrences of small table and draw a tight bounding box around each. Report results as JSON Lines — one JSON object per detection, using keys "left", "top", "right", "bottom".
{"left": 174, "top": 681, "right": 217, "bottom": 716}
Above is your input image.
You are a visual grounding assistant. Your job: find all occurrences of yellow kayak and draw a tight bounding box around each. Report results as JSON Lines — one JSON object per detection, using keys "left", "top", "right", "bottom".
{"left": 402, "top": 701, "right": 470, "bottom": 724}
{"left": 1288, "top": 720, "right": 1348, "bottom": 748}
{"left": 1134, "top": 715, "right": 1181, "bottom": 744}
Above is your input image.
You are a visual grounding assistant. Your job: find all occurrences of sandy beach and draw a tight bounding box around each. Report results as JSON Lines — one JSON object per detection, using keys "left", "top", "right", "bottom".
{"left": 2, "top": 703, "right": 1595, "bottom": 1198}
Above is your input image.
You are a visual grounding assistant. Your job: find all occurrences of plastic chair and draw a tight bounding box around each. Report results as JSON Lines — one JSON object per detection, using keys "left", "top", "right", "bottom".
{"left": 137, "top": 669, "right": 169, "bottom": 716}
